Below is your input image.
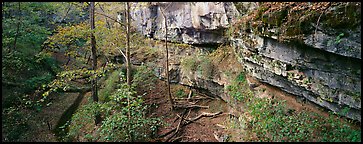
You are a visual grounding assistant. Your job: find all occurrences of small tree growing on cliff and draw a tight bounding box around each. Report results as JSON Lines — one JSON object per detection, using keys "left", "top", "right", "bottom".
{"left": 158, "top": 2, "right": 174, "bottom": 110}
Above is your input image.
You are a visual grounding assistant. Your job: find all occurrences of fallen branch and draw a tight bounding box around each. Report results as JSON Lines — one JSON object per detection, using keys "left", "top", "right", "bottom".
{"left": 187, "top": 88, "right": 193, "bottom": 99}
{"left": 166, "top": 109, "right": 192, "bottom": 142}
{"left": 174, "top": 100, "right": 198, "bottom": 106}
{"left": 62, "top": 86, "right": 92, "bottom": 93}
{"left": 194, "top": 91, "right": 216, "bottom": 99}
{"left": 166, "top": 109, "right": 187, "bottom": 142}
{"left": 213, "top": 132, "right": 223, "bottom": 142}
{"left": 174, "top": 97, "right": 213, "bottom": 101}
{"left": 173, "top": 105, "right": 209, "bottom": 109}
{"left": 187, "top": 111, "right": 223, "bottom": 123}
{"left": 176, "top": 113, "right": 204, "bottom": 126}
{"left": 171, "top": 136, "right": 184, "bottom": 142}
{"left": 159, "top": 111, "right": 223, "bottom": 139}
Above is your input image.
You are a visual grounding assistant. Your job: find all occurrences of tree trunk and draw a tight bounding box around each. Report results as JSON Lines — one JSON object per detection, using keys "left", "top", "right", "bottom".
{"left": 125, "top": 2, "right": 133, "bottom": 141}
{"left": 90, "top": 2, "right": 101, "bottom": 125}
{"left": 159, "top": 5, "right": 174, "bottom": 110}
{"left": 126, "top": 2, "right": 131, "bottom": 87}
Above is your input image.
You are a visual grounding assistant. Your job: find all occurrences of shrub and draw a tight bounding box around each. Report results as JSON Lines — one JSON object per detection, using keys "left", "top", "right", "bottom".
{"left": 226, "top": 72, "right": 361, "bottom": 142}
{"left": 66, "top": 67, "right": 160, "bottom": 142}
{"left": 197, "top": 55, "right": 213, "bottom": 79}
{"left": 180, "top": 55, "right": 198, "bottom": 74}
{"left": 181, "top": 55, "right": 214, "bottom": 79}
{"left": 99, "top": 70, "right": 122, "bottom": 102}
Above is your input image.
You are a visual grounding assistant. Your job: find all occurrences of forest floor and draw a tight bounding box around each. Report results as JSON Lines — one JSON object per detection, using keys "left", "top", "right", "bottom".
{"left": 143, "top": 80, "right": 233, "bottom": 142}
{"left": 143, "top": 76, "right": 361, "bottom": 142}
{"left": 16, "top": 75, "right": 360, "bottom": 142}
{"left": 13, "top": 50, "right": 360, "bottom": 142}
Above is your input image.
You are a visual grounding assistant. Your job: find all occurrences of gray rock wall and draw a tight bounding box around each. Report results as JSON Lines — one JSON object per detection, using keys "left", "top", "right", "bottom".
{"left": 231, "top": 35, "right": 361, "bottom": 121}
{"left": 130, "top": 2, "right": 239, "bottom": 44}
{"left": 230, "top": 2, "right": 361, "bottom": 121}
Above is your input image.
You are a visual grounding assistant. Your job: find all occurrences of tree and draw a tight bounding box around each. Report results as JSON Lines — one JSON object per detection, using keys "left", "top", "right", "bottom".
{"left": 125, "top": 2, "right": 132, "bottom": 141}
{"left": 90, "top": 2, "right": 101, "bottom": 125}
{"left": 126, "top": 2, "right": 131, "bottom": 87}
{"left": 159, "top": 3, "right": 174, "bottom": 110}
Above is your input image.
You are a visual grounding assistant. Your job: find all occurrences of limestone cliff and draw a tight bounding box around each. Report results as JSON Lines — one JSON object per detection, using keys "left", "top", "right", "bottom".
{"left": 130, "top": 2, "right": 239, "bottom": 44}
{"left": 130, "top": 2, "right": 361, "bottom": 122}
{"left": 231, "top": 2, "right": 361, "bottom": 121}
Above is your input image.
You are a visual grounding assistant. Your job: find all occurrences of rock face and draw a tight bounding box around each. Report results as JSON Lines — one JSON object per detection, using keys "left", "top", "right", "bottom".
{"left": 232, "top": 2, "right": 361, "bottom": 121}
{"left": 131, "top": 2, "right": 361, "bottom": 121}
{"left": 130, "top": 2, "right": 239, "bottom": 44}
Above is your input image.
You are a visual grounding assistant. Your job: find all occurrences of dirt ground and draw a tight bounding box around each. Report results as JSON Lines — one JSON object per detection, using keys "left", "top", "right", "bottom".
{"left": 143, "top": 79, "right": 241, "bottom": 142}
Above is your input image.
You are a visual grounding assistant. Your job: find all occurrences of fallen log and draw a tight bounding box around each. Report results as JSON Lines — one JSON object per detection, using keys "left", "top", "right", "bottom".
{"left": 166, "top": 109, "right": 188, "bottom": 142}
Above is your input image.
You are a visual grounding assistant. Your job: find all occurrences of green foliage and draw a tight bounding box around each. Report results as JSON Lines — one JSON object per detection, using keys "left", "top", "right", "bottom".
{"left": 99, "top": 70, "right": 123, "bottom": 102}
{"left": 236, "top": 73, "right": 245, "bottom": 83}
{"left": 225, "top": 72, "right": 250, "bottom": 102}
{"left": 2, "top": 107, "right": 30, "bottom": 142}
{"left": 226, "top": 72, "right": 361, "bottom": 142}
{"left": 175, "top": 89, "right": 187, "bottom": 98}
{"left": 197, "top": 55, "right": 213, "bottom": 79}
{"left": 335, "top": 33, "right": 344, "bottom": 44}
{"left": 65, "top": 101, "right": 101, "bottom": 142}
{"left": 41, "top": 63, "right": 119, "bottom": 100}
{"left": 2, "top": 2, "right": 55, "bottom": 55}
{"left": 131, "top": 64, "right": 157, "bottom": 92}
{"left": 2, "top": 2, "right": 71, "bottom": 109}
{"left": 181, "top": 56, "right": 198, "bottom": 74}
{"left": 66, "top": 68, "right": 160, "bottom": 142}
{"left": 181, "top": 54, "right": 214, "bottom": 79}
{"left": 25, "top": 73, "right": 54, "bottom": 91}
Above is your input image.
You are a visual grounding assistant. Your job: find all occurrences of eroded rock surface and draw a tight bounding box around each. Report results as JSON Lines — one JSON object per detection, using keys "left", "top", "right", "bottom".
{"left": 130, "top": 2, "right": 239, "bottom": 44}
{"left": 231, "top": 2, "right": 361, "bottom": 121}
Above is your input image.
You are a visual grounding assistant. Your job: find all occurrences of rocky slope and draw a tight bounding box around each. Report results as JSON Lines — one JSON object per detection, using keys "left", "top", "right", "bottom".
{"left": 130, "top": 2, "right": 361, "bottom": 121}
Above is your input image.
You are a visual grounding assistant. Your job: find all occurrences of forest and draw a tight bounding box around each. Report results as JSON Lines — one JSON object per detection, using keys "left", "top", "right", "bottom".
{"left": 2, "top": 2, "right": 361, "bottom": 142}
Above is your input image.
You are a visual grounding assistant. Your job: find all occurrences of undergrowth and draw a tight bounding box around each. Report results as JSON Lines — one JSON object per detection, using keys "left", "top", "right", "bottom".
{"left": 181, "top": 54, "right": 213, "bottom": 79}
{"left": 64, "top": 65, "right": 161, "bottom": 142}
{"left": 226, "top": 72, "right": 361, "bottom": 142}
